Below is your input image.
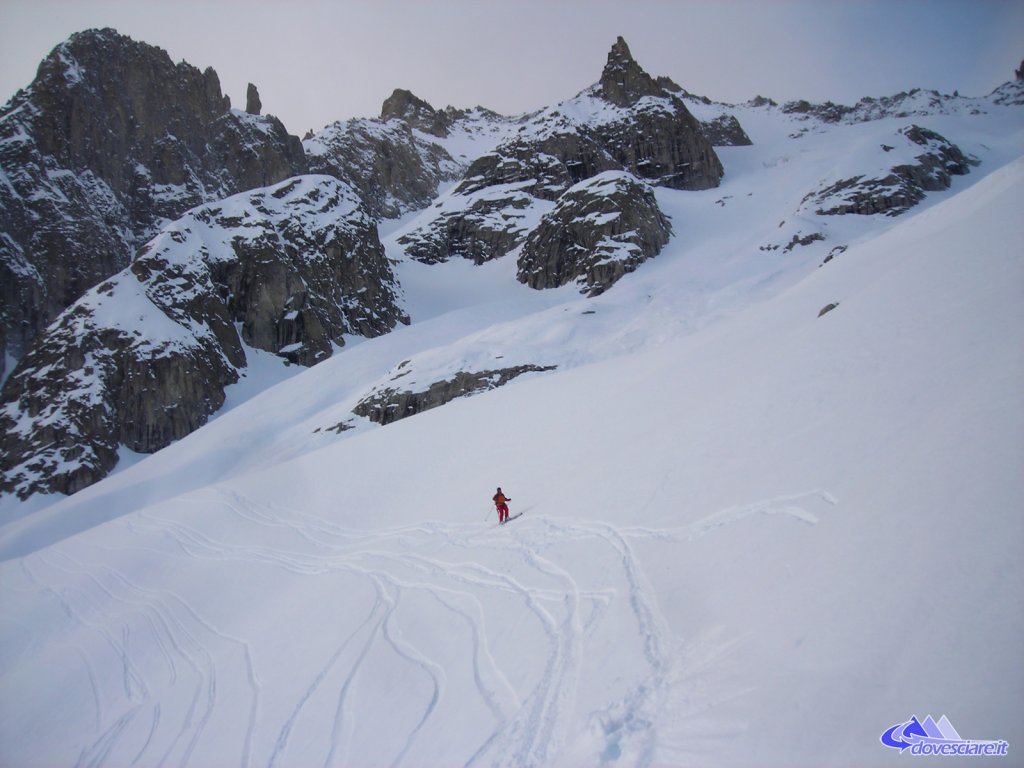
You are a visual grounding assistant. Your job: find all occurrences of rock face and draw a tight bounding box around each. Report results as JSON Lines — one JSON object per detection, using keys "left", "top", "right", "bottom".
{"left": 0, "top": 28, "right": 307, "bottom": 363}
{"left": 779, "top": 85, "right": 1023, "bottom": 124}
{"left": 517, "top": 171, "right": 672, "bottom": 296}
{"left": 305, "top": 115, "right": 462, "bottom": 220}
{"left": 990, "top": 79, "right": 1024, "bottom": 107}
{"left": 246, "top": 82, "right": 262, "bottom": 115}
{"left": 0, "top": 175, "right": 406, "bottom": 499}
{"left": 305, "top": 93, "right": 512, "bottom": 221}
{"left": 353, "top": 365, "right": 556, "bottom": 426}
{"left": 698, "top": 114, "right": 752, "bottom": 146}
{"left": 398, "top": 37, "right": 720, "bottom": 270}
{"left": 380, "top": 88, "right": 451, "bottom": 137}
{"left": 598, "top": 36, "right": 664, "bottom": 107}
{"left": 803, "top": 125, "right": 977, "bottom": 216}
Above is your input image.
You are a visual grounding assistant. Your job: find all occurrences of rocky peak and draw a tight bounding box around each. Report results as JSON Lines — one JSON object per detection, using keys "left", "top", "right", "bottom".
{"left": 1, "top": 27, "right": 307, "bottom": 363}
{"left": 598, "top": 36, "right": 663, "bottom": 107}
{"left": 380, "top": 88, "right": 450, "bottom": 136}
{"left": 246, "top": 82, "right": 262, "bottom": 115}
{"left": 29, "top": 28, "right": 232, "bottom": 169}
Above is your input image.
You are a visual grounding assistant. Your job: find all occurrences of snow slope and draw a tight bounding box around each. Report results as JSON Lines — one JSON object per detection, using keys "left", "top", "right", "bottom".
{"left": 1, "top": 98, "right": 1022, "bottom": 766}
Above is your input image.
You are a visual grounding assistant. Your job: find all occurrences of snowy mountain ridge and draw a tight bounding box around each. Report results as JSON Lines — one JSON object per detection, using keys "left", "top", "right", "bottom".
{"left": 2, "top": 32, "right": 1022, "bottom": 505}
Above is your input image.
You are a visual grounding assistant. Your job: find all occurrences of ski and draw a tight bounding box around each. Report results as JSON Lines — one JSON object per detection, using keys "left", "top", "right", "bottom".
{"left": 499, "top": 512, "right": 523, "bottom": 525}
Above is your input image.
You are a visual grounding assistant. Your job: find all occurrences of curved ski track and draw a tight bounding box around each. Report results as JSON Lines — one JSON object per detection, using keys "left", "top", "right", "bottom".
{"left": 0, "top": 489, "right": 836, "bottom": 767}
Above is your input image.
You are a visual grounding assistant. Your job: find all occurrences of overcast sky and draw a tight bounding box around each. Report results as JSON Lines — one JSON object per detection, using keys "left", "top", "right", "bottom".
{"left": 1, "top": 0, "right": 1021, "bottom": 136}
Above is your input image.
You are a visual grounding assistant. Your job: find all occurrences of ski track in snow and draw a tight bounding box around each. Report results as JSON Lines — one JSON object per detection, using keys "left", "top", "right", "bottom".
{"left": 7, "top": 489, "right": 835, "bottom": 767}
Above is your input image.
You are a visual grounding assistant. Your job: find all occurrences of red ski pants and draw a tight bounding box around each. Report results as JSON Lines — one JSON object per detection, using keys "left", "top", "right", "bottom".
{"left": 497, "top": 503, "right": 509, "bottom": 523}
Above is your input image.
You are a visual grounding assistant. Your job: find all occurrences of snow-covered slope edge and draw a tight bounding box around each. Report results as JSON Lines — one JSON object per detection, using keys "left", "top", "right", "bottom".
{"left": 1, "top": 152, "right": 1020, "bottom": 767}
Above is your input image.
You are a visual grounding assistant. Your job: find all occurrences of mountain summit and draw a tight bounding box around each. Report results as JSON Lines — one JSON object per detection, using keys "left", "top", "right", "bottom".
{"left": 599, "top": 35, "right": 664, "bottom": 106}
{"left": 0, "top": 28, "right": 307, "bottom": 362}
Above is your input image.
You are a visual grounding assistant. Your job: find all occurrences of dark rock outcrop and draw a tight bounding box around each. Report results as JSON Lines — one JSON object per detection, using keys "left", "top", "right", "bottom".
{"left": 246, "top": 82, "right": 262, "bottom": 115}
{"left": 399, "top": 186, "right": 539, "bottom": 265}
{"left": 517, "top": 171, "right": 672, "bottom": 296}
{"left": 598, "top": 36, "right": 664, "bottom": 107}
{"left": 776, "top": 83, "right": 1024, "bottom": 124}
{"left": 398, "top": 131, "right": 622, "bottom": 265}
{"left": 782, "top": 99, "right": 853, "bottom": 123}
{"left": 0, "top": 175, "right": 406, "bottom": 499}
{"left": 197, "top": 177, "right": 407, "bottom": 363}
{"left": 990, "top": 79, "right": 1024, "bottom": 106}
{"left": 0, "top": 28, "right": 307, "bottom": 362}
{"left": 354, "top": 365, "right": 556, "bottom": 426}
{"left": 783, "top": 232, "right": 825, "bottom": 252}
{"left": 587, "top": 101, "right": 723, "bottom": 190}
{"left": 818, "top": 302, "right": 840, "bottom": 318}
{"left": 456, "top": 133, "right": 619, "bottom": 201}
{"left": 305, "top": 92, "right": 515, "bottom": 221}
{"left": 699, "top": 113, "right": 753, "bottom": 146}
{"left": 398, "top": 37, "right": 721, "bottom": 269}
{"left": 380, "top": 88, "right": 451, "bottom": 137}
{"left": 305, "top": 116, "right": 463, "bottom": 220}
{"left": 803, "top": 125, "right": 976, "bottom": 216}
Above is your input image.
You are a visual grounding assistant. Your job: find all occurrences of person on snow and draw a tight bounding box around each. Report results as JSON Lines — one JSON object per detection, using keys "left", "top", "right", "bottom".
{"left": 493, "top": 487, "right": 511, "bottom": 524}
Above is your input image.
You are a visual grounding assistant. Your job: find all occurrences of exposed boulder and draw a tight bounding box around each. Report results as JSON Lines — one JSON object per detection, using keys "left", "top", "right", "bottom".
{"left": 818, "top": 302, "right": 840, "bottom": 318}
{"left": 783, "top": 232, "right": 825, "bottom": 252}
{"left": 354, "top": 365, "right": 556, "bottom": 426}
{"left": 802, "top": 125, "right": 976, "bottom": 216}
{"left": 0, "top": 28, "right": 307, "bottom": 362}
{"left": 517, "top": 171, "right": 672, "bottom": 296}
{"left": 0, "top": 175, "right": 406, "bottom": 499}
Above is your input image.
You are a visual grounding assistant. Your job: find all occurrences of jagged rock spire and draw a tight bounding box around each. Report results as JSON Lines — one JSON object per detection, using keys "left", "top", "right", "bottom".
{"left": 380, "top": 88, "right": 451, "bottom": 136}
{"left": 246, "top": 82, "right": 262, "bottom": 115}
{"left": 599, "top": 36, "right": 662, "bottom": 107}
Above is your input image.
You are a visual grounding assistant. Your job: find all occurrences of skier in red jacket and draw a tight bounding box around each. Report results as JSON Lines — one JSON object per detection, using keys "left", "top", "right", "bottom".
{"left": 493, "top": 487, "right": 511, "bottom": 524}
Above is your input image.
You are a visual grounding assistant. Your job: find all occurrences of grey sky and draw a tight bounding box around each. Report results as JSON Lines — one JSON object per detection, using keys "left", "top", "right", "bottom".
{"left": 1, "top": 0, "right": 1021, "bottom": 136}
